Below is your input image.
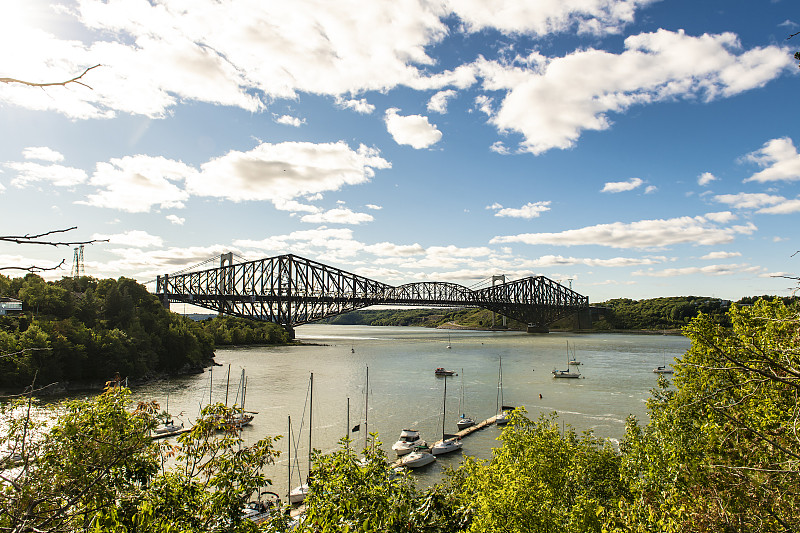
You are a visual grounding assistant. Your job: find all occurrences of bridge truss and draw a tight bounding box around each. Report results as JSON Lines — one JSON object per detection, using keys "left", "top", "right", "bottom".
{"left": 156, "top": 254, "right": 589, "bottom": 334}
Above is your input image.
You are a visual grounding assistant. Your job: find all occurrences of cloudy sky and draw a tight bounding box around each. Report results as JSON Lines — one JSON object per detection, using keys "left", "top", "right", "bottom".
{"left": 2, "top": 0, "right": 799, "bottom": 303}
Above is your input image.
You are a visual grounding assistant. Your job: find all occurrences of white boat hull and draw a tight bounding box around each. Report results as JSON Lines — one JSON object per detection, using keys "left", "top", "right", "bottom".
{"left": 431, "top": 438, "right": 462, "bottom": 455}
{"left": 401, "top": 451, "right": 435, "bottom": 468}
{"left": 289, "top": 484, "right": 308, "bottom": 504}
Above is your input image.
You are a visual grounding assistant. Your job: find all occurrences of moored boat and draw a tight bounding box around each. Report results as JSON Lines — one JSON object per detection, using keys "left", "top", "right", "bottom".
{"left": 434, "top": 367, "right": 457, "bottom": 376}
{"left": 392, "top": 429, "right": 427, "bottom": 455}
{"left": 400, "top": 448, "right": 436, "bottom": 468}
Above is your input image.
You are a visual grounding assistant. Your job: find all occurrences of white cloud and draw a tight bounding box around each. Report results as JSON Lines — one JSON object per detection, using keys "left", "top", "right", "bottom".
{"left": 700, "top": 251, "right": 741, "bottom": 260}
{"left": 334, "top": 97, "right": 376, "bottom": 114}
{"left": 1, "top": 0, "right": 455, "bottom": 119}
{"left": 633, "top": 263, "right": 760, "bottom": 277}
{"left": 91, "top": 230, "right": 164, "bottom": 248}
{"left": 601, "top": 177, "right": 642, "bottom": 193}
{"left": 166, "top": 214, "right": 185, "bottom": 225}
{"left": 644, "top": 185, "right": 657, "bottom": 194}
{"left": 447, "top": 0, "right": 654, "bottom": 37}
{"left": 80, "top": 155, "right": 193, "bottom": 213}
{"left": 428, "top": 89, "right": 457, "bottom": 113}
{"left": 490, "top": 213, "right": 757, "bottom": 249}
{"left": 698, "top": 171, "right": 717, "bottom": 186}
{"left": 488, "top": 201, "right": 551, "bottom": 219}
{"left": 489, "top": 141, "right": 510, "bottom": 154}
{"left": 480, "top": 30, "right": 792, "bottom": 154}
{"left": 525, "top": 254, "right": 667, "bottom": 267}
{"left": 364, "top": 242, "right": 425, "bottom": 257}
{"left": 187, "top": 141, "right": 391, "bottom": 207}
{"left": 7, "top": 161, "right": 87, "bottom": 187}
{"left": 704, "top": 211, "right": 737, "bottom": 223}
{"left": 474, "top": 95, "right": 494, "bottom": 116}
{"left": 743, "top": 137, "right": 800, "bottom": 183}
{"left": 300, "top": 207, "right": 374, "bottom": 225}
{"left": 366, "top": 204, "right": 382, "bottom": 210}
{"left": 384, "top": 108, "right": 442, "bottom": 149}
{"left": 713, "top": 192, "right": 800, "bottom": 214}
{"left": 22, "top": 146, "right": 64, "bottom": 162}
{"left": 274, "top": 114, "right": 306, "bottom": 127}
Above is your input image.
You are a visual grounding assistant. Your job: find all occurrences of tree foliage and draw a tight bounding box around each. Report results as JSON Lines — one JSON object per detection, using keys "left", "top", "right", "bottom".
{"left": 615, "top": 299, "right": 800, "bottom": 530}
{"left": 0, "top": 387, "right": 281, "bottom": 533}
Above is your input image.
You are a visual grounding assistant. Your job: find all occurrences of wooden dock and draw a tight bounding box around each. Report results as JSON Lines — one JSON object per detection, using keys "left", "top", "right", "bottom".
{"left": 392, "top": 415, "right": 499, "bottom": 467}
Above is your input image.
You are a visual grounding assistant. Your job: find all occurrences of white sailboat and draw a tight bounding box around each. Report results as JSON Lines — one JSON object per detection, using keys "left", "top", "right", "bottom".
{"left": 496, "top": 356, "right": 512, "bottom": 425}
{"left": 152, "top": 389, "right": 184, "bottom": 437}
{"left": 431, "top": 374, "right": 462, "bottom": 455}
{"left": 221, "top": 368, "right": 254, "bottom": 428}
{"left": 289, "top": 372, "right": 313, "bottom": 504}
{"left": 553, "top": 342, "right": 581, "bottom": 379}
{"left": 456, "top": 369, "right": 475, "bottom": 430}
{"left": 567, "top": 341, "right": 581, "bottom": 365}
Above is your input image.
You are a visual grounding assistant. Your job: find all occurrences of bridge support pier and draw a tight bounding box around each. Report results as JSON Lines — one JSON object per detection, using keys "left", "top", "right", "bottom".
{"left": 526, "top": 324, "right": 549, "bottom": 334}
{"left": 284, "top": 326, "right": 295, "bottom": 340}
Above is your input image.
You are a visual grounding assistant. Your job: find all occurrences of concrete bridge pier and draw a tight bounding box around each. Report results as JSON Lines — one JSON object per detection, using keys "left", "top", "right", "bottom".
{"left": 284, "top": 325, "right": 295, "bottom": 340}
{"left": 526, "top": 324, "right": 549, "bottom": 334}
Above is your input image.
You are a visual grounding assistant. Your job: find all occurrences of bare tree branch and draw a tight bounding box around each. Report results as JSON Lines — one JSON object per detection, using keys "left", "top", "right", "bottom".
{"left": 0, "top": 227, "right": 106, "bottom": 247}
{"left": 0, "top": 64, "right": 101, "bottom": 90}
{"left": 0, "top": 259, "right": 66, "bottom": 273}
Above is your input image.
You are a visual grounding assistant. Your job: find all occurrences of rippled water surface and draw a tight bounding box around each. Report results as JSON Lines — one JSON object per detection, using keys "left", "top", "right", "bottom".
{"left": 132, "top": 325, "right": 690, "bottom": 495}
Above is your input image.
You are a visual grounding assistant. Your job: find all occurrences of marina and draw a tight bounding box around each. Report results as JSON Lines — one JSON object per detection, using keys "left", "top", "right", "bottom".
{"left": 131, "top": 324, "right": 689, "bottom": 494}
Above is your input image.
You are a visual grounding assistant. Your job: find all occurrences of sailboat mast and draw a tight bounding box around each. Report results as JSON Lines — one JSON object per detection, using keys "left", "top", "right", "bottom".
{"left": 308, "top": 372, "right": 313, "bottom": 475}
{"left": 442, "top": 375, "right": 447, "bottom": 438}
{"left": 287, "top": 415, "right": 292, "bottom": 499}
{"left": 365, "top": 365, "right": 369, "bottom": 450}
{"left": 225, "top": 364, "right": 231, "bottom": 406}
{"left": 346, "top": 397, "right": 350, "bottom": 450}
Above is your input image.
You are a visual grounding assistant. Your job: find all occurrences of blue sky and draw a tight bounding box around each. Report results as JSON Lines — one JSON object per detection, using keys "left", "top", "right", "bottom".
{"left": 1, "top": 0, "right": 799, "bottom": 303}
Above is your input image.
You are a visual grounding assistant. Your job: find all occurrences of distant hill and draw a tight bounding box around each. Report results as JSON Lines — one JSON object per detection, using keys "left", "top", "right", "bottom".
{"left": 320, "top": 295, "right": 798, "bottom": 332}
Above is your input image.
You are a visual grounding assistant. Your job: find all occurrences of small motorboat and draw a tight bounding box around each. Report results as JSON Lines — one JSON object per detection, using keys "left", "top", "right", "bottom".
{"left": 431, "top": 436, "right": 463, "bottom": 455}
{"left": 434, "top": 368, "right": 457, "bottom": 376}
{"left": 392, "top": 429, "right": 427, "bottom": 456}
{"left": 400, "top": 449, "right": 436, "bottom": 468}
{"left": 653, "top": 365, "right": 673, "bottom": 374}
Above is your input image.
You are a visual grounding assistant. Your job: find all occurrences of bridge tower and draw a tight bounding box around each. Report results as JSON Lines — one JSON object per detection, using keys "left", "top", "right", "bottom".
{"left": 491, "top": 275, "right": 506, "bottom": 328}
{"left": 218, "top": 252, "right": 234, "bottom": 317}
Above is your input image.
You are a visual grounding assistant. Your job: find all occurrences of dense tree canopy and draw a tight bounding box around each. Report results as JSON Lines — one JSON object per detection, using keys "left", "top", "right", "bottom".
{"left": 0, "top": 274, "right": 290, "bottom": 391}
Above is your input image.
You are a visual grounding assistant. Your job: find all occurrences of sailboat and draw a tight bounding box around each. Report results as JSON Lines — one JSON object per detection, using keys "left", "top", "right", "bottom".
{"left": 431, "top": 374, "right": 462, "bottom": 455}
{"left": 495, "top": 356, "right": 512, "bottom": 425}
{"left": 553, "top": 344, "right": 581, "bottom": 379}
{"left": 152, "top": 388, "right": 184, "bottom": 437}
{"left": 567, "top": 341, "right": 581, "bottom": 365}
{"left": 446, "top": 334, "right": 451, "bottom": 349}
{"left": 289, "top": 372, "right": 313, "bottom": 504}
{"left": 221, "top": 368, "right": 255, "bottom": 428}
{"left": 653, "top": 351, "right": 674, "bottom": 374}
{"left": 456, "top": 369, "right": 475, "bottom": 430}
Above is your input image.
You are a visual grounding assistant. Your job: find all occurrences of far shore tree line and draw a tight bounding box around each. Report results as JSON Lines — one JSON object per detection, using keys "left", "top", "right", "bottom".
{"left": 0, "top": 273, "right": 291, "bottom": 391}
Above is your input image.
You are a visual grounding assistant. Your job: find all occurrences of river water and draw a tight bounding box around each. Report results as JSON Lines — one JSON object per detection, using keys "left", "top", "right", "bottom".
{"left": 132, "top": 325, "right": 691, "bottom": 496}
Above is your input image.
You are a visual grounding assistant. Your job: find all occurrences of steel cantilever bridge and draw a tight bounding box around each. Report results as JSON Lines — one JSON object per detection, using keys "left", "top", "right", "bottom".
{"left": 156, "top": 253, "right": 589, "bottom": 337}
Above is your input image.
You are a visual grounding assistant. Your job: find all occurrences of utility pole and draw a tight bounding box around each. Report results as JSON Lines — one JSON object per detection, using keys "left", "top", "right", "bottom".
{"left": 71, "top": 245, "right": 84, "bottom": 278}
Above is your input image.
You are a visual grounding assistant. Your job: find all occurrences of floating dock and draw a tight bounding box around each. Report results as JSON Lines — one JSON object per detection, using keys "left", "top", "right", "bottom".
{"left": 393, "top": 414, "right": 499, "bottom": 467}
